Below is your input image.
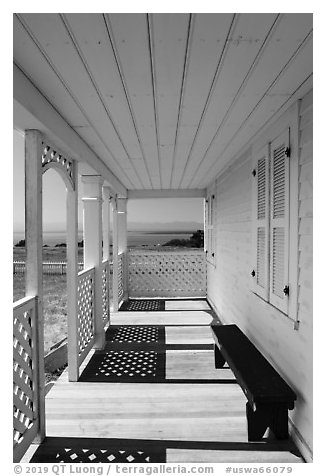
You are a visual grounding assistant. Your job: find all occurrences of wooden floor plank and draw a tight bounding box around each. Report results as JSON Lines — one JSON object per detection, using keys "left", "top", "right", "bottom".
{"left": 166, "top": 349, "right": 233, "bottom": 380}
{"left": 165, "top": 300, "right": 211, "bottom": 311}
{"left": 110, "top": 310, "right": 214, "bottom": 326}
{"left": 165, "top": 325, "right": 214, "bottom": 345}
{"left": 167, "top": 449, "right": 302, "bottom": 463}
{"left": 38, "top": 302, "right": 304, "bottom": 463}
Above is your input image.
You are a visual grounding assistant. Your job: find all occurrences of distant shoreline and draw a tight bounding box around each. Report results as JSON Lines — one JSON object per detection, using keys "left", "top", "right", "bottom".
{"left": 13, "top": 230, "right": 202, "bottom": 249}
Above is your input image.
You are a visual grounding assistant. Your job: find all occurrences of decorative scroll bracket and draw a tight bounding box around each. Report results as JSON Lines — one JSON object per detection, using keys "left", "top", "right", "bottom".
{"left": 41, "top": 137, "right": 76, "bottom": 191}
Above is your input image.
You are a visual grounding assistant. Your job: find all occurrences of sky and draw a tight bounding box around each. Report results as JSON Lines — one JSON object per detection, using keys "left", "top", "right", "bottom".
{"left": 13, "top": 129, "right": 204, "bottom": 233}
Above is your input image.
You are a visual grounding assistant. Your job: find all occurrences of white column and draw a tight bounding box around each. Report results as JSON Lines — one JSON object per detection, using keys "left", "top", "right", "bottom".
{"left": 25, "top": 130, "right": 45, "bottom": 442}
{"left": 82, "top": 175, "right": 105, "bottom": 350}
{"left": 117, "top": 198, "right": 128, "bottom": 302}
{"left": 102, "top": 186, "right": 112, "bottom": 324}
{"left": 67, "top": 163, "right": 79, "bottom": 381}
{"left": 112, "top": 196, "right": 119, "bottom": 312}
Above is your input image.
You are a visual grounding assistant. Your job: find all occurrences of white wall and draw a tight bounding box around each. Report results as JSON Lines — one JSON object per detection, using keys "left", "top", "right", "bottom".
{"left": 207, "top": 89, "right": 313, "bottom": 461}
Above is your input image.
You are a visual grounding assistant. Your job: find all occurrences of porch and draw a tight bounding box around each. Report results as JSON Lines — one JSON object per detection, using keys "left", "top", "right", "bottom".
{"left": 13, "top": 12, "right": 313, "bottom": 463}
{"left": 21, "top": 300, "right": 302, "bottom": 464}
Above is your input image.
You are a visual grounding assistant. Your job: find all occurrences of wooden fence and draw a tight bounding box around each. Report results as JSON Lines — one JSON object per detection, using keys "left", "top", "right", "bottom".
{"left": 13, "top": 261, "right": 112, "bottom": 275}
{"left": 13, "top": 261, "right": 84, "bottom": 275}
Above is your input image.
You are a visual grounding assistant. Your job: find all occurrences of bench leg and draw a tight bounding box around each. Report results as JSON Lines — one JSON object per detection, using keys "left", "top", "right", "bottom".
{"left": 270, "top": 404, "right": 289, "bottom": 440}
{"left": 214, "top": 345, "right": 226, "bottom": 368}
{"left": 246, "top": 402, "right": 289, "bottom": 441}
{"left": 246, "top": 402, "right": 270, "bottom": 441}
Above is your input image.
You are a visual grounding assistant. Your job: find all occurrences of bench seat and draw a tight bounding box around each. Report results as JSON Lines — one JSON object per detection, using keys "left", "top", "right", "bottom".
{"left": 211, "top": 324, "right": 297, "bottom": 441}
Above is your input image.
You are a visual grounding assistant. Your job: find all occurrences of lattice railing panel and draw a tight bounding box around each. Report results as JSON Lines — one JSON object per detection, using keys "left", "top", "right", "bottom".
{"left": 77, "top": 268, "right": 95, "bottom": 364}
{"left": 128, "top": 250, "right": 207, "bottom": 298}
{"left": 102, "top": 260, "right": 109, "bottom": 324}
{"left": 13, "top": 297, "right": 38, "bottom": 461}
{"left": 118, "top": 253, "right": 124, "bottom": 302}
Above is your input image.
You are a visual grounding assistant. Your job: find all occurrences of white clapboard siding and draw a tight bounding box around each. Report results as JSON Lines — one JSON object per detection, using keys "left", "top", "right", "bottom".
{"left": 269, "top": 130, "right": 290, "bottom": 314}
{"left": 207, "top": 89, "right": 313, "bottom": 461}
{"left": 251, "top": 145, "right": 269, "bottom": 300}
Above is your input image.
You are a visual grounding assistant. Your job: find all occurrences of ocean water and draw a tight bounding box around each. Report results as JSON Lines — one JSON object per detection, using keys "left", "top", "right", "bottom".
{"left": 13, "top": 231, "right": 192, "bottom": 248}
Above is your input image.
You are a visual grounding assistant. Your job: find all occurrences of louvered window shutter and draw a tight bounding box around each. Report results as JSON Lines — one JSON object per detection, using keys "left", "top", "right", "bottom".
{"left": 269, "top": 130, "right": 290, "bottom": 313}
{"left": 252, "top": 146, "right": 270, "bottom": 300}
{"left": 204, "top": 197, "right": 209, "bottom": 253}
{"left": 205, "top": 194, "right": 215, "bottom": 261}
{"left": 210, "top": 193, "right": 216, "bottom": 261}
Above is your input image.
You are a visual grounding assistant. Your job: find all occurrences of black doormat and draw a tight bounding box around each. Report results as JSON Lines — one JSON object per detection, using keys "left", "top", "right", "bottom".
{"left": 30, "top": 437, "right": 166, "bottom": 463}
{"left": 119, "top": 299, "right": 165, "bottom": 311}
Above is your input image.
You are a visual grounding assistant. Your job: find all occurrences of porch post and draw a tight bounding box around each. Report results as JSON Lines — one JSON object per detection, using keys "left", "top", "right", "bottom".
{"left": 117, "top": 198, "right": 128, "bottom": 302}
{"left": 112, "top": 196, "right": 119, "bottom": 312}
{"left": 25, "top": 130, "right": 45, "bottom": 442}
{"left": 81, "top": 175, "right": 105, "bottom": 350}
{"left": 102, "top": 186, "right": 112, "bottom": 324}
{"left": 67, "top": 163, "right": 79, "bottom": 381}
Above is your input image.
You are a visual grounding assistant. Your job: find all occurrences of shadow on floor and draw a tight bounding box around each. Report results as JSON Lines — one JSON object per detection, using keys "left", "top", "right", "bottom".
{"left": 30, "top": 437, "right": 302, "bottom": 463}
{"left": 79, "top": 325, "right": 235, "bottom": 384}
{"left": 119, "top": 299, "right": 166, "bottom": 312}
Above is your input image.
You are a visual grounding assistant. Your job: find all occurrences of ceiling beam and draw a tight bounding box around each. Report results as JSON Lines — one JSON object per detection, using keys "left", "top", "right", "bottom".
{"left": 128, "top": 189, "right": 206, "bottom": 199}
{"left": 13, "top": 63, "right": 127, "bottom": 197}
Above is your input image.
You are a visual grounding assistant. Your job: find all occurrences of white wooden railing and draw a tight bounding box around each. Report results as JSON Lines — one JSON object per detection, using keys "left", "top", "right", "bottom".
{"left": 128, "top": 249, "right": 207, "bottom": 298}
{"left": 13, "top": 296, "right": 40, "bottom": 462}
{"left": 13, "top": 261, "right": 84, "bottom": 275}
{"left": 102, "top": 259, "right": 109, "bottom": 324}
{"left": 77, "top": 267, "right": 95, "bottom": 366}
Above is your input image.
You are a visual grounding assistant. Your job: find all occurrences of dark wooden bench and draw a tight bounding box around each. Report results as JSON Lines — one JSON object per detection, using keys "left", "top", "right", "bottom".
{"left": 211, "top": 324, "right": 296, "bottom": 441}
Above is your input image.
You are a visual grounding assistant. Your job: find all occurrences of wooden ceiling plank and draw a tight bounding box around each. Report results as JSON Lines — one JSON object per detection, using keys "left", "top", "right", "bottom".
{"left": 185, "top": 14, "right": 313, "bottom": 188}
{"left": 179, "top": 13, "right": 280, "bottom": 188}
{"left": 60, "top": 13, "right": 148, "bottom": 190}
{"left": 150, "top": 13, "right": 192, "bottom": 189}
{"left": 170, "top": 13, "right": 235, "bottom": 189}
{"left": 63, "top": 13, "right": 150, "bottom": 189}
{"left": 147, "top": 13, "right": 163, "bottom": 189}
{"left": 13, "top": 15, "right": 88, "bottom": 129}
{"left": 128, "top": 189, "right": 206, "bottom": 199}
{"left": 71, "top": 126, "right": 136, "bottom": 190}
{"left": 15, "top": 13, "right": 140, "bottom": 190}
{"left": 192, "top": 39, "right": 313, "bottom": 188}
{"left": 14, "top": 13, "right": 312, "bottom": 192}
{"left": 13, "top": 64, "right": 127, "bottom": 196}
{"left": 103, "top": 13, "right": 155, "bottom": 189}
{"left": 109, "top": 13, "right": 161, "bottom": 186}
{"left": 19, "top": 13, "right": 145, "bottom": 189}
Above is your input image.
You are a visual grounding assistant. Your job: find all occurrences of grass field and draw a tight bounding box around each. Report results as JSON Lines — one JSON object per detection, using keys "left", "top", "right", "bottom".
{"left": 14, "top": 246, "right": 84, "bottom": 262}
{"left": 14, "top": 244, "right": 112, "bottom": 356}
{"left": 13, "top": 273, "right": 67, "bottom": 354}
{"left": 14, "top": 246, "right": 72, "bottom": 354}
